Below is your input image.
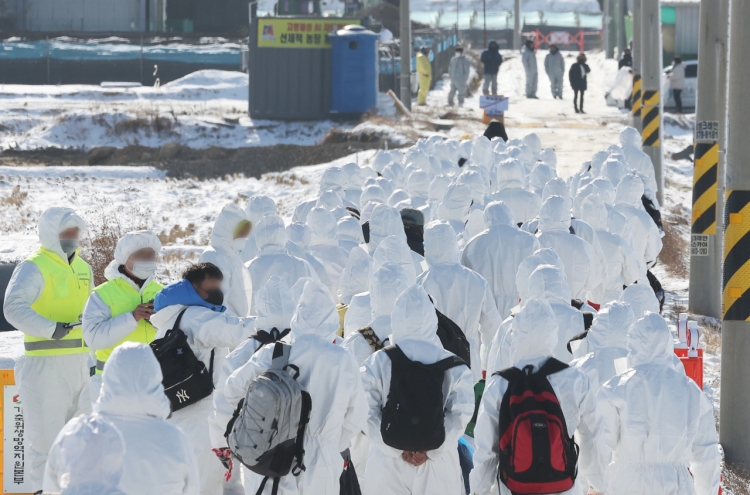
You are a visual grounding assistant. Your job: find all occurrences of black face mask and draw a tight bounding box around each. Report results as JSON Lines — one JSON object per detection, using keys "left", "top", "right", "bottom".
{"left": 205, "top": 288, "right": 224, "bottom": 306}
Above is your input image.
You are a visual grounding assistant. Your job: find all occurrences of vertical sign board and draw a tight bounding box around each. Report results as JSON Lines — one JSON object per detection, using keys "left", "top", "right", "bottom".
{"left": 0, "top": 370, "right": 33, "bottom": 494}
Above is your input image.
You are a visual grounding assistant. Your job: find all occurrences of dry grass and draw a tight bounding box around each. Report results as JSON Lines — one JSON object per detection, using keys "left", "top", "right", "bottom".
{"left": 659, "top": 221, "right": 689, "bottom": 279}
{"left": 158, "top": 223, "right": 196, "bottom": 245}
{"left": 0, "top": 185, "right": 27, "bottom": 207}
{"left": 263, "top": 172, "right": 310, "bottom": 187}
{"left": 668, "top": 302, "right": 688, "bottom": 324}
{"left": 112, "top": 110, "right": 175, "bottom": 137}
{"left": 724, "top": 465, "right": 750, "bottom": 495}
{"left": 702, "top": 319, "right": 722, "bottom": 355}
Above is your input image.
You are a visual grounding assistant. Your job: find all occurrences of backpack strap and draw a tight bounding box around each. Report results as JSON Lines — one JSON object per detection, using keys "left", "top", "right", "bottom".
{"left": 168, "top": 308, "right": 189, "bottom": 335}
{"left": 433, "top": 354, "right": 468, "bottom": 371}
{"left": 494, "top": 366, "right": 526, "bottom": 382}
{"left": 271, "top": 341, "right": 291, "bottom": 371}
{"left": 385, "top": 344, "right": 466, "bottom": 370}
{"left": 253, "top": 328, "right": 291, "bottom": 346}
{"left": 537, "top": 357, "right": 570, "bottom": 376}
{"left": 358, "top": 327, "right": 384, "bottom": 352}
{"left": 567, "top": 330, "right": 589, "bottom": 354}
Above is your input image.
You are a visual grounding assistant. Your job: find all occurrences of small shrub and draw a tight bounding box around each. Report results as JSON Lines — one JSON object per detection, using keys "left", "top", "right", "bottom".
{"left": 1, "top": 185, "right": 27, "bottom": 207}
{"left": 724, "top": 465, "right": 750, "bottom": 495}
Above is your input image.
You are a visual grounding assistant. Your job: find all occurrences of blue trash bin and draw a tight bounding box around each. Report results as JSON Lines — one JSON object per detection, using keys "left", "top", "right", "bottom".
{"left": 330, "top": 25, "right": 379, "bottom": 115}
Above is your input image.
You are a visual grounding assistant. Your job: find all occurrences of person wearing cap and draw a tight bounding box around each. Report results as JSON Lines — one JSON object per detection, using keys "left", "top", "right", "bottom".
{"left": 416, "top": 46, "right": 432, "bottom": 105}
{"left": 569, "top": 52, "right": 591, "bottom": 113}
{"left": 544, "top": 43, "right": 565, "bottom": 99}
{"left": 82, "top": 230, "right": 163, "bottom": 399}
{"left": 448, "top": 46, "right": 471, "bottom": 107}
{"left": 3, "top": 207, "right": 93, "bottom": 491}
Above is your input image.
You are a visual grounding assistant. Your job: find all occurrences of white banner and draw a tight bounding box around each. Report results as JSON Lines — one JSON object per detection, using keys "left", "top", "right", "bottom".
{"left": 3, "top": 385, "right": 33, "bottom": 493}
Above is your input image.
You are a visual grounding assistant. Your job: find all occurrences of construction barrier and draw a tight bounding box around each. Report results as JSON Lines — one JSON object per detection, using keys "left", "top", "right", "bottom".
{"left": 674, "top": 348, "right": 704, "bottom": 390}
{"left": 0, "top": 370, "right": 33, "bottom": 494}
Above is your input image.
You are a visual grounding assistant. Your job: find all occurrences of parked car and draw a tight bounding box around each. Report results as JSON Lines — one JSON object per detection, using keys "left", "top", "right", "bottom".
{"left": 662, "top": 59, "right": 697, "bottom": 110}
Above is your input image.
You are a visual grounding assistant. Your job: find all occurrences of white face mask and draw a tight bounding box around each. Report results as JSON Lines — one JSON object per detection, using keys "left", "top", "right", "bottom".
{"left": 59, "top": 238, "right": 79, "bottom": 256}
{"left": 129, "top": 261, "right": 158, "bottom": 280}
{"left": 232, "top": 237, "right": 248, "bottom": 253}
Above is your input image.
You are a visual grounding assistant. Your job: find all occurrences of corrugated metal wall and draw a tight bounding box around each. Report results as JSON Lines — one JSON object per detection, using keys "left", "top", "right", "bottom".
{"left": 675, "top": 3, "right": 700, "bottom": 55}
{"left": 23, "top": 0, "right": 141, "bottom": 31}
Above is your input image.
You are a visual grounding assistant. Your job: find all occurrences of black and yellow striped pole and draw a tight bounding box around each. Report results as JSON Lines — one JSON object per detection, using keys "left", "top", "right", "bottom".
{"left": 720, "top": 0, "right": 750, "bottom": 469}
{"left": 630, "top": 0, "right": 642, "bottom": 131}
{"left": 632, "top": 74, "right": 642, "bottom": 130}
{"left": 639, "top": 0, "right": 663, "bottom": 203}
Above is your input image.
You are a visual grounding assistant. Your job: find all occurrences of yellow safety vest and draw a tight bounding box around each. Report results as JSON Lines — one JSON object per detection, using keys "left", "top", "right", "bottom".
{"left": 92, "top": 276, "right": 162, "bottom": 374}
{"left": 25, "top": 247, "right": 91, "bottom": 356}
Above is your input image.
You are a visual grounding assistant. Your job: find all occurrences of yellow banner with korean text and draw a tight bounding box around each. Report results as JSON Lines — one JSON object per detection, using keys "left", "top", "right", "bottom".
{"left": 257, "top": 18, "right": 361, "bottom": 48}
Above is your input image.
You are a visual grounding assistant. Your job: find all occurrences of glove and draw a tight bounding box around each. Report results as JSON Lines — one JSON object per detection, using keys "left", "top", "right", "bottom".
{"left": 51, "top": 322, "right": 72, "bottom": 340}
{"left": 212, "top": 448, "right": 233, "bottom": 481}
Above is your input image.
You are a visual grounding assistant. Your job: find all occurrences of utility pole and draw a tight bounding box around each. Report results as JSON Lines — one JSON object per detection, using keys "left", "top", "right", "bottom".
{"left": 640, "top": 0, "right": 663, "bottom": 204}
{"left": 631, "top": 0, "right": 642, "bottom": 131}
{"left": 615, "top": 0, "right": 624, "bottom": 58}
{"left": 603, "top": 0, "right": 611, "bottom": 58}
{"left": 689, "top": 0, "right": 728, "bottom": 319}
{"left": 513, "top": 0, "right": 521, "bottom": 50}
{"left": 483, "top": 0, "right": 487, "bottom": 47}
{"left": 720, "top": 0, "right": 750, "bottom": 470}
{"left": 400, "top": 0, "right": 411, "bottom": 111}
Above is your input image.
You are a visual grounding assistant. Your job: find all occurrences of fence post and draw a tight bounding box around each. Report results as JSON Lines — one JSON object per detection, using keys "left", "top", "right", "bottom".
{"left": 46, "top": 36, "right": 50, "bottom": 85}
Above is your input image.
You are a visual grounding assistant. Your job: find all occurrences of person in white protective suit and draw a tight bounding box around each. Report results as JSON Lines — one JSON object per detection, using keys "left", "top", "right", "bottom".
{"left": 359, "top": 184, "right": 388, "bottom": 224}
{"left": 418, "top": 221, "right": 502, "bottom": 381}
{"left": 457, "top": 169, "right": 494, "bottom": 241}
{"left": 199, "top": 203, "right": 253, "bottom": 316}
{"left": 342, "top": 162, "right": 368, "bottom": 209}
{"left": 337, "top": 215, "right": 365, "bottom": 254}
{"left": 619, "top": 128, "right": 660, "bottom": 195}
{"left": 570, "top": 301, "right": 635, "bottom": 382}
{"left": 435, "top": 183, "right": 474, "bottom": 241}
{"left": 528, "top": 162, "right": 556, "bottom": 196}
{"left": 306, "top": 207, "right": 353, "bottom": 299}
{"left": 339, "top": 247, "right": 372, "bottom": 329}
{"left": 360, "top": 285, "right": 474, "bottom": 495}
{"left": 220, "top": 279, "right": 369, "bottom": 495}
{"left": 341, "top": 263, "right": 411, "bottom": 484}
{"left": 285, "top": 222, "right": 331, "bottom": 290}
{"left": 597, "top": 313, "right": 721, "bottom": 495}
{"left": 388, "top": 189, "right": 410, "bottom": 208}
{"left": 615, "top": 173, "right": 663, "bottom": 282}
{"left": 580, "top": 195, "right": 639, "bottom": 302}
{"left": 540, "top": 148, "right": 557, "bottom": 171}
{"left": 317, "top": 190, "right": 350, "bottom": 220}
{"left": 599, "top": 157, "right": 629, "bottom": 190}
{"left": 461, "top": 201, "right": 540, "bottom": 319}
{"left": 44, "top": 413, "right": 127, "bottom": 495}
{"left": 292, "top": 167, "right": 349, "bottom": 223}
{"left": 471, "top": 298, "right": 607, "bottom": 495}
{"left": 515, "top": 248, "right": 566, "bottom": 296}
{"left": 574, "top": 178, "right": 636, "bottom": 252}
{"left": 522, "top": 132, "right": 543, "bottom": 159}
{"left": 536, "top": 196, "right": 603, "bottom": 303}
{"left": 427, "top": 175, "right": 451, "bottom": 217}
{"left": 367, "top": 204, "right": 426, "bottom": 275}
{"left": 246, "top": 214, "right": 316, "bottom": 313}
{"left": 82, "top": 230, "right": 163, "bottom": 401}
{"left": 372, "top": 235, "right": 420, "bottom": 282}
{"left": 240, "top": 196, "right": 277, "bottom": 262}
{"left": 403, "top": 169, "right": 432, "bottom": 211}
{"left": 492, "top": 160, "right": 542, "bottom": 225}
{"left": 209, "top": 276, "right": 295, "bottom": 495}
{"left": 45, "top": 342, "right": 199, "bottom": 495}
{"left": 150, "top": 263, "right": 255, "bottom": 495}
{"left": 3, "top": 207, "right": 93, "bottom": 491}
{"left": 620, "top": 283, "right": 660, "bottom": 317}
{"left": 520, "top": 177, "right": 571, "bottom": 234}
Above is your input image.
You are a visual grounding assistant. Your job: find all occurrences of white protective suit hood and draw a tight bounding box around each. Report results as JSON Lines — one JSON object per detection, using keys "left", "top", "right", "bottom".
{"left": 600, "top": 158, "right": 629, "bottom": 187}
{"left": 104, "top": 230, "right": 162, "bottom": 280}
{"left": 245, "top": 195, "right": 277, "bottom": 225}
{"left": 38, "top": 207, "right": 87, "bottom": 261}
{"left": 496, "top": 160, "right": 526, "bottom": 190}
{"left": 372, "top": 151, "right": 395, "bottom": 174}
{"left": 620, "top": 284, "right": 660, "bottom": 317}
{"left": 619, "top": 126, "right": 642, "bottom": 150}
{"left": 529, "top": 163, "right": 556, "bottom": 195}
{"left": 470, "top": 136, "right": 494, "bottom": 168}
{"left": 338, "top": 247, "right": 371, "bottom": 304}
{"left": 539, "top": 148, "right": 557, "bottom": 170}
{"left": 591, "top": 150, "right": 611, "bottom": 177}
{"left": 372, "top": 235, "right": 417, "bottom": 283}
{"left": 538, "top": 196, "right": 571, "bottom": 232}
{"left": 542, "top": 177, "right": 569, "bottom": 203}
{"left": 627, "top": 312, "right": 673, "bottom": 367}
{"left": 457, "top": 170, "right": 489, "bottom": 206}
{"left": 591, "top": 177, "right": 617, "bottom": 206}
{"left": 510, "top": 298, "right": 559, "bottom": 364}
{"left": 484, "top": 201, "right": 514, "bottom": 227}
{"left": 424, "top": 220, "right": 460, "bottom": 266}
{"left": 580, "top": 194, "right": 608, "bottom": 230}
{"left": 370, "top": 262, "right": 410, "bottom": 322}
{"left": 368, "top": 204, "right": 405, "bottom": 249}
{"left": 428, "top": 175, "right": 451, "bottom": 204}
{"left": 522, "top": 265, "right": 571, "bottom": 304}
{"left": 360, "top": 185, "right": 387, "bottom": 211}
{"left": 437, "top": 183, "right": 473, "bottom": 226}
{"left": 616, "top": 173, "right": 646, "bottom": 208}
{"left": 522, "top": 133, "right": 543, "bottom": 157}
{"left": 286, "top": 222, "right": 311, "bottom": 252}
{"left": 390, "top": 285, "right": 446, "bottom": 361}
{"left": 307, "top": 207, "right": 339, "bottom": 247}
{"left": 211, "top": 203, "right": 248, "bottom": 253}
{"left": 317, "top": 190, "right": 346, "bottom": 214}
{"left": 407, "top": 169, "right": 431, "bottom": 199}
{"left": 255, "top": 214, "right": 288, "bottom": 254}
{"left": 255, "top": 276, "right": 295, "bottom": 331}
{"left": 320, "top": 167, "right": 347, "bottom": 193}
{"left": 337, "top": 215, "right": 365, "bottom": 246}
{"left": 290, "top": 279, "right": 339, "bottom": 340}
{"left": 55, "top": 415, "right": 126, "bottom": 495}
{"left": 588, "top": 301, "right": 635, "bottom": 351}
{"left": 95, "top": 342, "right": 171, "bottom": 420}
{"left": 388, "top": 189, "right": 410, "bottom": 207}
{"left": 516, "top": 248, "right": 566, "bottom": 298}
{"left": 382, "top": 163, "right": 406, "bottom": 188}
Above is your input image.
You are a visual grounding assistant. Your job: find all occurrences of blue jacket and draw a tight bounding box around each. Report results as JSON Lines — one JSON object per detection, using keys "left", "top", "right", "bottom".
{"left": 481, "top": 41, "right": 503, "bottom": 75}
{"left": 153, "top": 279, "right": 226, "bottom": 313}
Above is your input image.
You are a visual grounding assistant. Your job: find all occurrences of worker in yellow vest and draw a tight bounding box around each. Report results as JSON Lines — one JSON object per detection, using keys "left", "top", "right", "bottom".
{"left": 3, "top": 207, "right": 93, "bottom": 491}
{"left": 416, "top": 46, "right": 432, "bottom": 106}
{"left": 82, "top": 230, "right": 163, "bottom": 399}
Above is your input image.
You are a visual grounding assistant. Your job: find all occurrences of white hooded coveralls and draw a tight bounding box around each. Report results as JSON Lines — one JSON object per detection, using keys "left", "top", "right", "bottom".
{"left": 200, "top": 203, "right": 253, "bottom": 316}
{"left": 461, "top": 202, "right": 540, "bottom": 318}
{"left": 45, "top": 343, "right": 199, "bottom": 495}
{"left": 597, "top": 313, "right": 721, "bottom": 495}
{"left": 4, "top": 207, "right": 93, "bottom": 489}
{"left": 240, "top": 196, "right": 278, "bottom": 262}
{"left": 360, "top": 285, "right": 474, "bottom": 495}
{"left": 220, "top": 280, "right": 368, "bottom": 495}
{"left": 492, "top": 160, "right": 542, "bottom": 225}
{"left": 418, "top": 221, "right": 502, "bottom": 380}
{"left": 471, "top": 299, "right": 607, "bottom": 495}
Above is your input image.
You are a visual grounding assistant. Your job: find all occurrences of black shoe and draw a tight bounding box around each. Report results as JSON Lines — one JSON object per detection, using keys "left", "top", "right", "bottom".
{"left": 580, "top": 109, "right": 586, "bottom": 114}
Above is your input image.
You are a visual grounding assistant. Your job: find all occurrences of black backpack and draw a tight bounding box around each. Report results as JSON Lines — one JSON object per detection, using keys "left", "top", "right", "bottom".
{"left": 400, "top": 208, "right": 425, "bottom": 256}
{"left": 150, "top": 309, "right": 214, "bottom": 412}
{"left": 432, "top": 302, "right": 471, "bottom": 367}
{"left": 380, "top": 345, "right": 466, "bottom": 452}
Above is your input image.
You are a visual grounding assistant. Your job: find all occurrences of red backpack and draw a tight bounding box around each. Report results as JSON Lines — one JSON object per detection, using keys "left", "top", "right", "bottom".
{"left": 495, "top": 358, "right": 579, "bottom": 494}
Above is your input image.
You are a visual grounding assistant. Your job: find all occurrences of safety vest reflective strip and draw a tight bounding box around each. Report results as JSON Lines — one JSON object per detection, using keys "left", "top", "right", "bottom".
{"left": 92, "top": 276, "right": 162, "bottom": 374}
{"left": 25, "top": 248, "right": 91, "bottom": 356}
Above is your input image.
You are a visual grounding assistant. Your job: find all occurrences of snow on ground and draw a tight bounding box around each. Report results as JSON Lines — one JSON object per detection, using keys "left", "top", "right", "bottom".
{"left": 0, "top": 70, "right": 406, "bottom": 150}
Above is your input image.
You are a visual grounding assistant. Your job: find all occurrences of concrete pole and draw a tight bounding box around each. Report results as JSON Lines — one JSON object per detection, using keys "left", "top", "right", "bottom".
{"left": 513, "top": 0, "right": 521, "bottom": 50}
{"left": 400, "top": 0, "right": 412, "bottom": 111}
{"left": 720, "top": 0, "right": 750, "bottom": 470}
{"left": 688, "top": 0, "right": 728, "bottom": 319}
{"left": 640, "top": 0, "right": 663, "bottom": 204}
{"left": 615, "top": 0, "right": 624, "bottom": 58}
{"left": 603, "top": 0, "right": 611, "bottom": 58}
{"left": 631, "top": 0, "right": 642, "bottom": 131}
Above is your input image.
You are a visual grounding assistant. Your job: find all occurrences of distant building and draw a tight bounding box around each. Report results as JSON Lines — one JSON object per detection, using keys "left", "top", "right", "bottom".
{"left": 661, "top": 0, "right": 699, "bottom": 61}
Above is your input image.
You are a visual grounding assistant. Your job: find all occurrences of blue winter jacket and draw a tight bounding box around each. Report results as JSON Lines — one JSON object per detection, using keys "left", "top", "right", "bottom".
{"left": 153, "top": 279, "right": 226, "bottom": 313}
{"left": 481, "top": 41, "right": 503, "bottom": 75}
